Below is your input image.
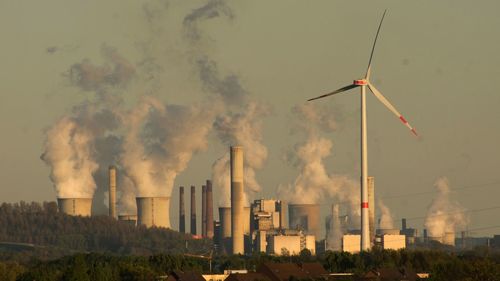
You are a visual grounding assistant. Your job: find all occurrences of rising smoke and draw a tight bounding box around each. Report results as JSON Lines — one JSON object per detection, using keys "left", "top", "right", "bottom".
{"left": 425, "top": 177, "right": 467, "bottom": 238}
{"left": 183, "top": 0, "right": 269, "bottom": 207}
{"left": 278, "top": 103, "right": 360, "bottom": 227}
{"left": 378, "top": 200, "right": 395, "bottom": 230}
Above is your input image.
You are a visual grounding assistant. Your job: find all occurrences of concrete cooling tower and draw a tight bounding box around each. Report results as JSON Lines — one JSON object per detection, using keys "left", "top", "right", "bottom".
{"left": 136, "top": 197, "right": 170, "bottom": 228}
{"left": 57, "top": 198, "right": 92, "bottom": 217}
{"left": 288, "top": 203, "right": 321, "bottom": 239}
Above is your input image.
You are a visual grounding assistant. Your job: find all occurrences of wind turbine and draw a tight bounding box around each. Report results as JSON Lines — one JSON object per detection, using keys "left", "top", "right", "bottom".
{"left": 307, "top": 10, "right": 418, "bottom": 251}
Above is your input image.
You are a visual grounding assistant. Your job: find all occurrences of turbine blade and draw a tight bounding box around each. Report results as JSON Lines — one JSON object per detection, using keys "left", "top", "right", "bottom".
{"left": 307, "top": 84, "right": 358, "bottom": 101}
{"left": 368, "top": 82, "right": 418, "bottom": 136}
{"left": 365, "top": 9, "right": 387, "bottom": 79}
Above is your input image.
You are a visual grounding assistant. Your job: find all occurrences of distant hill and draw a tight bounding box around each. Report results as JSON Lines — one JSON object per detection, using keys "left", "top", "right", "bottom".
{"left": 0, "top": 201, "right": 211, "bottom": 260}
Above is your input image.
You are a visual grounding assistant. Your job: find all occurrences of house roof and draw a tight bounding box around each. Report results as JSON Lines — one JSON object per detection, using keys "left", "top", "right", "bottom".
{"left": 257, "top": 262, "right": 328, "bottom": 281}
{"left": 226, "top": 272, "right": 271, "bottom": 281}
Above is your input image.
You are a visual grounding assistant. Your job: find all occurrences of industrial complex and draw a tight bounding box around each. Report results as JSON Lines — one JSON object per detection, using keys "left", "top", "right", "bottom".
{"left": 55, "top": 145, "right": 473, "bottom": 256}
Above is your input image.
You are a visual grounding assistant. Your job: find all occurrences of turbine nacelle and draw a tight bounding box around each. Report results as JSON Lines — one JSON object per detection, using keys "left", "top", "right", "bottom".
{"left": 354, "top": 79, "right": 368, "bottom": 86}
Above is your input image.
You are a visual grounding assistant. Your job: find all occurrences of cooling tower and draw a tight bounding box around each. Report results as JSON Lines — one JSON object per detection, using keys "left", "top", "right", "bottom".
{"left": 190, "top": 185, "right": 197, "bottom": 235}
{"left": 136, "top": 197, "right": 170, "bottom": 228}
{"left": 118, "top": 214, "right": 137, "bottom": 226}
{"left": 206, "top": 180, "right": 214, "bottom": 239}
{"left": 108, "top": 165, "right": 117, "bottom": 219}
{"left": 368, "top": 176, "right": 375, "bottom": 244}
{"left": 202, "top": 185, "right": 207, "bottom": 237}
{"left": 179, "top": 186, "right": 185, "bottom": 233}
{"left": 288, "top": 204, "right": 321, "bottom": 239}
{"left": 230, "top": 146, "right": 244, "bottom": 254}
{"left": 57, "top": 198, "right": 92, "bottom": 217}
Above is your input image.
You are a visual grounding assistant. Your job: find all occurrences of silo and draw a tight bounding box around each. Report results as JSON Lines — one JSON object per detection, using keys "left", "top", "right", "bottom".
{"left": 108, "top": 165, "right": 117, "bottom": 219}
{"left": 206, "top": 180, "right": 214, "bottom": 238}
{"left": 230, "top": 146, "right": 244, "bottom": 254}
{"left": 288, "top": 204, "right": 321, "bottom": 239}
{"left": 190, "top": 185, "right": 197, "bottom": 235}
{"left": 136, "top": 197, "right": 170, "bottom": 228}
{"left": 219, "top": 206, "right": 232, "bottom": 254}
{"left": 179, "top": 186, "right": 186, "bottom": 233}
{"left": 368, "top": 176, "right": 375, "bottom": 244}
{"left": 202, "top": 185, "right": 207, "bottom": 237}
{"left": 57, "top": 198, "right": 92, "bottom": 217}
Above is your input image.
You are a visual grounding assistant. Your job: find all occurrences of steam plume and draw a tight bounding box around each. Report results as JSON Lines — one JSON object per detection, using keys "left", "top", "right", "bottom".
{"left": 378, "top": 200, "right": 395, "bottom": 229}
{"left": 278, "top": 103, "right": 360, "bottom": 226}
{"left": 424, "top": 177, "right": 467, "bottom": 238}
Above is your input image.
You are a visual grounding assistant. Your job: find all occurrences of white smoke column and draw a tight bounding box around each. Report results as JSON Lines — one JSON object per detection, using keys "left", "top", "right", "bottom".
{"left": 121, "top": 96, "right": 214, "bottom": 199}
{"left": 278, "top": 103, "right": 360, "bottom": 226}
{"left": 212, "top": 101, "right": 269, "bottom": 206}
{"left": 378, "top": 200, "right": 395, "bottom": 229}
{"left": 424, "top": 177, "right": 467, "bottom": 238}
{"left": 42, "top": 115, "right": 98, "bottom": 198}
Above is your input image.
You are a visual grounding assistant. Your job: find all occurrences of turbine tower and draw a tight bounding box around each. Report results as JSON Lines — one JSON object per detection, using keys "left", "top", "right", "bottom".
{"left": 307, "top": 10, "right": 418, "bottom": 251}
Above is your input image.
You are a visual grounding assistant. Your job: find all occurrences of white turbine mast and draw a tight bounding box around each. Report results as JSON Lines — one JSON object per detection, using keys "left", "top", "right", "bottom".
{"left": 307, "top": 10, "right": 418, "bottom": 251}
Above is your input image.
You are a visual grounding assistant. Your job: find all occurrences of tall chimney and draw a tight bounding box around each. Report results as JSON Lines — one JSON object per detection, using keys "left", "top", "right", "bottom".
{"left": 401, "top": 218, "right": 407, "bottom": 231}
{"left": 190, "top": 185, "right": 197, "bottom": 235}
{"left": 368, "top": 176, "right": 375, "bottom": 245}
{"left": 108, "top": 165, "right": 117, "bottom": 219}
{"left": 206, "top": 180, "right": 214, "bottom": 239}
{"left": 202, "top": 185, "right": 207, "bottom": 237}
{"left": 179, "top": 186, "right": 185, "bottom": 233}
{"left": 231, "top": 146, "right": 244, "bottom": 254}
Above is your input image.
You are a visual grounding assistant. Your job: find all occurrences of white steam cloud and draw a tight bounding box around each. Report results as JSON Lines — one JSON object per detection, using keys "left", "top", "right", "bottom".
{"left": 278, "top": 103, "right": 360, "bottom": 227}
{"left": 424, "top": 177, "right": 467, "bottom": 238}
{"left": 378, "top": 200, "right": 395, "bottom": 230}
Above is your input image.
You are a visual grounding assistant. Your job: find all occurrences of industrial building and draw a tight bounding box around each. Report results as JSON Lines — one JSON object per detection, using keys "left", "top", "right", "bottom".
{"left": 288, "top": 203, "right": 320, "bottom": 239}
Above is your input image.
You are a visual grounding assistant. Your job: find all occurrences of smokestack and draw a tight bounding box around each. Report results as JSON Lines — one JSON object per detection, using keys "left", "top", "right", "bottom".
{"left": 202, "top": 185, "right": 207, "bottom": 237}
{"left": 230, "top": 146, "right": 244, "bottom": 254}
{"left": 179, "top": 186, "right": 185, "bottom": 233}
{"left": 368, "top": 176, "right": 375, "bottom": 245}
{"left": 136, "top": 197, "right": 170, "bottom": 228}
{"left": 277, "top": 200, "right": 287, "bottom": 229}
{"left": 57, "top": 198, "right": 92, "bottom": 217}
{"left": 402, "top": 218, "right": 407, "bottom": 231}
{"left": 206, "top": 180, "right": 214, "bottom": 239}
{"left": 108, "top": 165, "right": 117, "bottom": 219}
{"left": 423, "top": 229, "right": 428, "bottom": 243}
{"left": 191, "top": 185, "right": 197, "bottom": 235}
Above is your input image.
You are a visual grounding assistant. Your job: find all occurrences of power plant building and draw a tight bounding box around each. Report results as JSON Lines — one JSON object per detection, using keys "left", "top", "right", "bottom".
{"left": 136, "top": 197, "right": 170, "bottom": 228}
{"left": 288, "top": 204, "right": 320, "bottom": 239}
{"left": 118, "top": 214, "right": 137, "bottom": 226}
{"left": 57, "top": 198, "right": 92, "bottom": 217}
{"left": 342, "top": 234, "right": 361, "bottom": 253}
{"left": 267, "top": 233, "right": 316, "bottom": 255}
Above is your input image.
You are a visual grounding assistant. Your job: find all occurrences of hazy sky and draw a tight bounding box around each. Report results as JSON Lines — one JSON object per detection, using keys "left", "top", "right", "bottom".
{"left": 1, "top": 0, "right": 499, "bottom": 236}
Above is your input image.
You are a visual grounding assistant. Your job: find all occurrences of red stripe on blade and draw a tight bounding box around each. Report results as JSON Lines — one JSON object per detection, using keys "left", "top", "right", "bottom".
{"left": 399, "top": 116, "right": 408, "bottom": 124}
{"left": 361, "top": 202, "right": 369, "bottom": 209}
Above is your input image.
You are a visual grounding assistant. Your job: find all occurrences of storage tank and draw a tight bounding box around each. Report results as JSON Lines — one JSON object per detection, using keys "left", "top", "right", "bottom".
{"left": 136, "top": 197, "right": 170, "bottom": 228}
{"left": 288, "top": 204, "right": 320, "bottom": 239}
{"left": 57, "top": 198, "right": 92, "bottom": 217}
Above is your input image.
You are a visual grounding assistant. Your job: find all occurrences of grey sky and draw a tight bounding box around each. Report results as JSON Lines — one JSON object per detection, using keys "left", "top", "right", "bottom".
{"left": 0, "top": 0, "right": 499, "bottom": 236}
